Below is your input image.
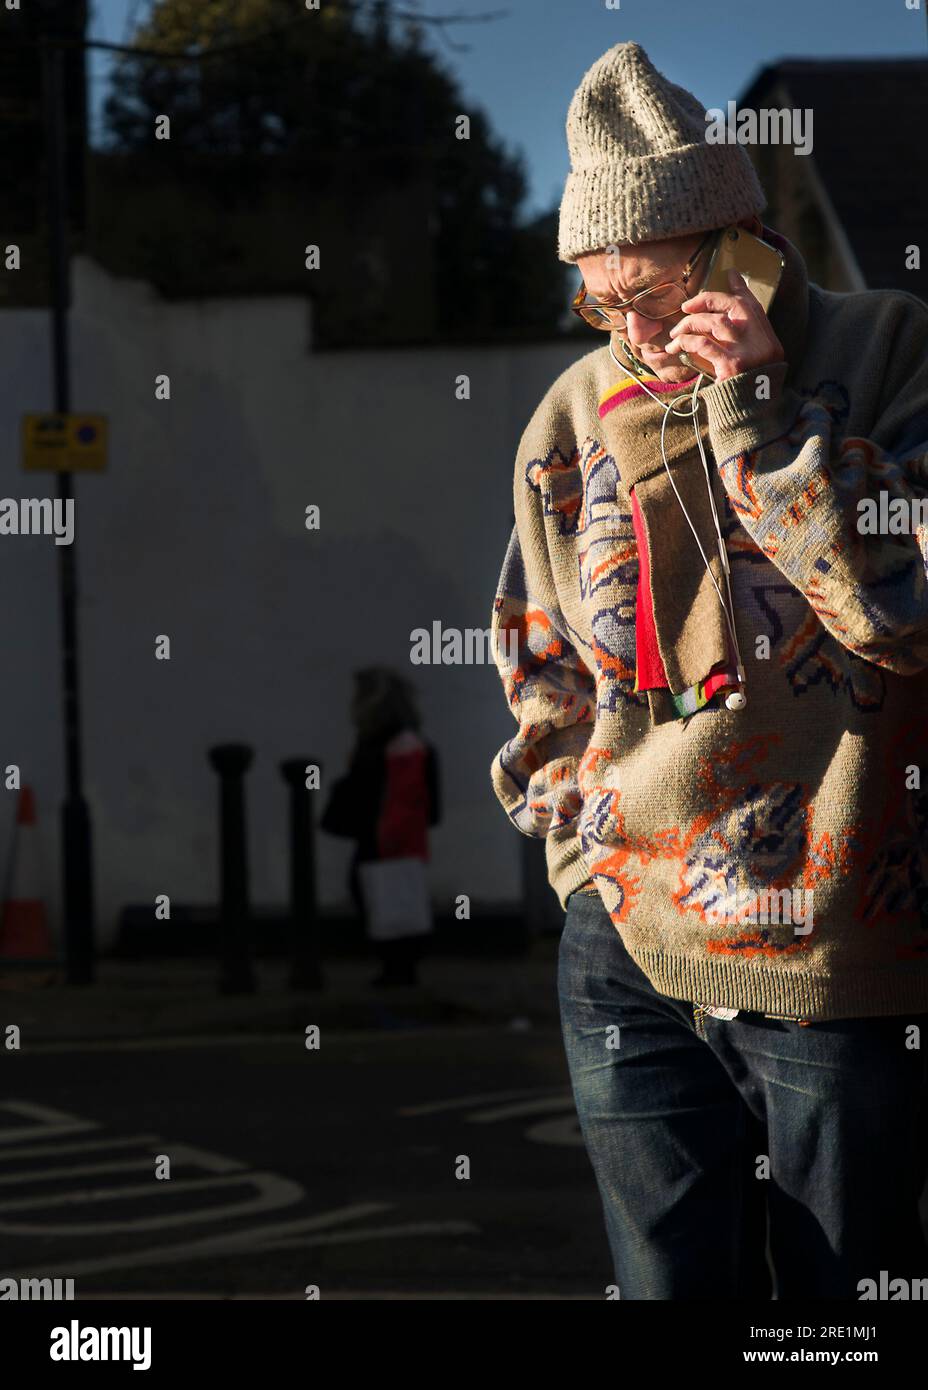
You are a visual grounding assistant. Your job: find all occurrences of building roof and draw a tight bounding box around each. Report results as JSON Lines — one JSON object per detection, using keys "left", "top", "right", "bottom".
{"left": 740, "top": 58, "right": 928, "bottom": 297}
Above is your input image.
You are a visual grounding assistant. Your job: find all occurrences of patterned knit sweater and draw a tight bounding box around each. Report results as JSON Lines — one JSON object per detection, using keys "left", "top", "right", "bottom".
{"left": 490, "top": 250, "right": 928, "bottom": 1021}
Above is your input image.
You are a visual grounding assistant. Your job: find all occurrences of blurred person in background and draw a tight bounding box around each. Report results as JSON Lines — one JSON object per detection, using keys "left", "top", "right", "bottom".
{"left": 322, "top": 668, "right": 441, "bottom": 987}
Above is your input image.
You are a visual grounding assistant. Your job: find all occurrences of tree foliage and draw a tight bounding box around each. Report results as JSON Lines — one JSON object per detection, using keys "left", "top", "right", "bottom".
{"left": 101, "top": 0, "right": 568, "bottom": 341}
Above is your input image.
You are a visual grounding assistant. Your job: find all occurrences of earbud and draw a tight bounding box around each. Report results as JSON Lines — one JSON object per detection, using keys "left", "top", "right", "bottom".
{"left": 725, "top": 690, "right": 747, "bottom": 712}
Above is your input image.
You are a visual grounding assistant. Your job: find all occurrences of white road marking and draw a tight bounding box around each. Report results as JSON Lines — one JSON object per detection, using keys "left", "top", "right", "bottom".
{"left": 523, "top": 1115, "right": 584, "bottom": 1147}
{"left": 10, "top": 1202, "right": 394, "bottom": 1281}
{"left": 399, "top": 1084, "right": 582, "bottom": 1148}
{"left": 0, "top": 1101, "right": 99, "bottom": 1145}
{"left": 465, "top": 1095, "right": 574, "bottom": 1124}
{"left": 0, "top": 1066, "right": 557, "bottom": 1286}
{"left": 0, "top": 1134, "right": 160, "bottom": 1164}
{"left": 0, "top": 1158, "right": 176, "bottom": 1187}
{"left": 0, "top": 1099, "right": 444, "bottom": 1283}
{"left": 0, "top": 1171, "right": 304, "bottom": 1234}
{"left": 254, "top": 1220, "right": 479, "bottom": 1252}
{"left": 0, "top": 1141, "right": 247, "bottom": 1188}
{"left": 19, "top": 1024, "right": 518, "bottom": 1056}
{"left": 399, "top": 1086, "right": 566, "bottom": 1117}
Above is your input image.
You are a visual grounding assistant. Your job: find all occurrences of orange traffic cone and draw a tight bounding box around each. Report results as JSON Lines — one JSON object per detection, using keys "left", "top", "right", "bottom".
{"left": 1, "top": 786, "right": 55, "bottom": 962}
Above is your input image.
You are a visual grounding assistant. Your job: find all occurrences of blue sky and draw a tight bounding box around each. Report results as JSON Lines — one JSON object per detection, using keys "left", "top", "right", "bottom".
{"left": 89, "top": 0, "right": 927, "bottom": 213}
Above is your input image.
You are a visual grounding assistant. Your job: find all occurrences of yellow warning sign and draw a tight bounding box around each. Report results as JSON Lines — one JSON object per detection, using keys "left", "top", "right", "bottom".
{"left": 22, "top": 414, "right": 108, "bottom": 473}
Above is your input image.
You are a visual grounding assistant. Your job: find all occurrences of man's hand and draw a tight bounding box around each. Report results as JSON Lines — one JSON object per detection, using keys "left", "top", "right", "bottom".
{"left": 664, "top": 267, "right": 785, "bottom": 384}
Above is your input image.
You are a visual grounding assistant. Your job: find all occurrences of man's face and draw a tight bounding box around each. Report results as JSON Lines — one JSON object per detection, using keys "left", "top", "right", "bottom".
{"left": 576, "top": 231, "right": 706, "bottom": 383}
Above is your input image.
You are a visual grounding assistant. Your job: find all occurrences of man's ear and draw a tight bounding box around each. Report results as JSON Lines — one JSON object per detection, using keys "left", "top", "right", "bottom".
{"left": 738, "top": 214, "right": 763, "bottom": 236}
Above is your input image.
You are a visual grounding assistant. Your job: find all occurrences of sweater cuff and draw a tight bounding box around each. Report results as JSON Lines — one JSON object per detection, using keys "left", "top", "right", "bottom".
{"left": 546, "top": 828, "right": 593, "bottom": 911}
{"left": 701, "top": 360, "right": 793, "bottom": 459}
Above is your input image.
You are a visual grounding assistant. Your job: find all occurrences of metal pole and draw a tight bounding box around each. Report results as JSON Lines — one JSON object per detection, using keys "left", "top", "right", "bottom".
{"left": 209, "top": 743, "right": 256, "bottom": 995}
{"left": 41, "top": 34, "right": 95, "bottom": 984}
{"left": 280, "top": 759, "right": 324, "bottom": 991}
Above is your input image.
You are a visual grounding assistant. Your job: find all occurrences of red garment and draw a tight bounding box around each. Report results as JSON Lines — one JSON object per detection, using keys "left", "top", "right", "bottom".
{"left": 630, "top": 488, "right": 669, "bottom": 690}
{"left": 375, "top": 730, "right": 431, "bottom": 861}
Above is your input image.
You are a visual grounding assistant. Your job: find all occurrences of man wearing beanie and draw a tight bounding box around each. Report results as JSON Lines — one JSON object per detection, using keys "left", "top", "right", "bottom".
{"left": 490, "top": 42, "right": 928, "bottom": 1300}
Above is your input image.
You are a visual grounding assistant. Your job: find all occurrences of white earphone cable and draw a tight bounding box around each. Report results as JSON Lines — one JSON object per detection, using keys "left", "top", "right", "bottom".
{"left": 608, "top": 338, "right": 747, "bottom": 699}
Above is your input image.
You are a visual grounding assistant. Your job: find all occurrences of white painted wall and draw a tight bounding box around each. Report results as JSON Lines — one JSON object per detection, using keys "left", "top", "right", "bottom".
{"left": 0, "top": 256, "right": 586, "bottom": 946}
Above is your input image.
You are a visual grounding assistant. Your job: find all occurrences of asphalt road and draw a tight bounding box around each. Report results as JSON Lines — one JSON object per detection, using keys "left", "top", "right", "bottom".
{"left": 0, "top": 1024, "right": 611, "bottom": 1299}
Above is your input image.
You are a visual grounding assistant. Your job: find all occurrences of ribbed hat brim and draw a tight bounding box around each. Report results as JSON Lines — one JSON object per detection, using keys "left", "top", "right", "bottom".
{"left": 558, "top": 141, "right": 767, "bottom": 262}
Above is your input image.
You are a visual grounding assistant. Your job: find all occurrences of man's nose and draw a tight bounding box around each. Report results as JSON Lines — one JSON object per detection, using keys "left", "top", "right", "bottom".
{"left": 624, "top": 309, "right": 666, "bottom": 345}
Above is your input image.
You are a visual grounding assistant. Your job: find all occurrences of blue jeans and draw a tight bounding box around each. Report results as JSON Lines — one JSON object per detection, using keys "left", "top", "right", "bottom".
{"left": 557, "top": 889, "right": 928, "bottom": 1300}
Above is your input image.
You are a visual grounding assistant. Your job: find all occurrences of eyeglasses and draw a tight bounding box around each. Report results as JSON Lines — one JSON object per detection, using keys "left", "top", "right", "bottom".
{"left": 571, "top": 231, "right": 717, "bottom": 331}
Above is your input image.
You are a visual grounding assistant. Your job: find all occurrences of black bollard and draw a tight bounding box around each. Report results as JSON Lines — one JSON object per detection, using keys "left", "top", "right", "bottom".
{"left": 280, "top": 758, "right": 324, "bottom": 991}
{"left": 208, "top": 743, "right": 256, "bottom": 995}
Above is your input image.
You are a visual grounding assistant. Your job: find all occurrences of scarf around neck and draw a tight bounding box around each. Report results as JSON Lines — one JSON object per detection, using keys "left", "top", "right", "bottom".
{"left": 596, "top": 226, "right": 810, "bottom": 724}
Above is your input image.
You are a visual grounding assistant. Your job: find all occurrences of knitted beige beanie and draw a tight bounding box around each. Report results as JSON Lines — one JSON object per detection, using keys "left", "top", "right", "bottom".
{"left": 558, "top": 42, "right": 766, "bottom": 262}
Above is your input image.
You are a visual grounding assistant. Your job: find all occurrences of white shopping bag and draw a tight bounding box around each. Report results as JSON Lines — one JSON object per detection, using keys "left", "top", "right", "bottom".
{"left": 358, "top": 857, "right": 434, "bottom": 941}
